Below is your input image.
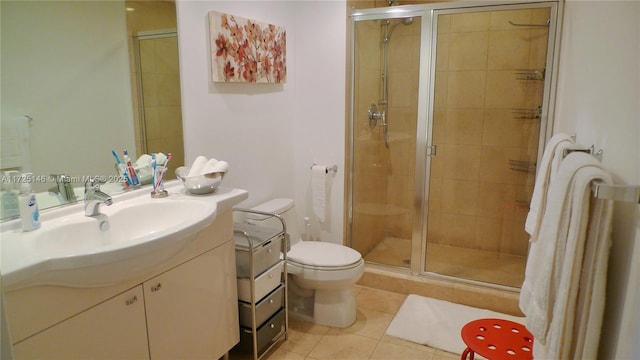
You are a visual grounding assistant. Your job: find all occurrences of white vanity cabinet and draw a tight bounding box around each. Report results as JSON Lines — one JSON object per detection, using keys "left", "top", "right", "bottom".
{"left": 2, "top": 187, "right": 249, "bottom": 360}
{"left": 11, "top": 241, "right": 239, "bottom": 360}
{"left": 144, "top": 239, "right": 238, "bottom": 360}
{"left": 13, "top": 286, "right": 149, "bottom": 359}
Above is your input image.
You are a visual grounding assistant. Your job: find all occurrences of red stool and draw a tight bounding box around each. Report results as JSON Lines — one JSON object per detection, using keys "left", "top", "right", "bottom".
{"left": 460, "top": 318, "right": 533, "bottom": 360}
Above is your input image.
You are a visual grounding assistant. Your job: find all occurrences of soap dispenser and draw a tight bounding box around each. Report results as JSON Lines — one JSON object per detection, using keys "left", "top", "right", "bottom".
{"left": 18, "top": 178, "right": 40, "bottom": 231}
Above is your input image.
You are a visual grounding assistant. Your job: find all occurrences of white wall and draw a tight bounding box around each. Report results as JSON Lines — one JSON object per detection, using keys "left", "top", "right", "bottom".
{"left": 553, "top": 1, "right": 640, "bottom": 358}
{"left": 176, "top": 1, "right": 346, "bottom": 244}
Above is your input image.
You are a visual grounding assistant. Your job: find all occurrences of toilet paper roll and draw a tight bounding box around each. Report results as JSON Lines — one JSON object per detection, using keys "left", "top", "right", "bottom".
{"left": 311, "top": 165, "right": 327, "bottom": 222}
{"left": 187, "top": 156, "right": 208, "bottom": 177}
{"left": 201, "top": 158, "right": 219, "bottom": 175}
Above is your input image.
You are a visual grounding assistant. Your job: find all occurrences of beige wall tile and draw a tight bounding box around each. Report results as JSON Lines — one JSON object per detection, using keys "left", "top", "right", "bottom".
{"left": 447, "top": 70, "right": 486, "bottom": 108}
{"left": 482, "top": 109, "right": 524, "bottom": 147}
{"left": 485, "top": 70, "right": 526, "bottom": 108}
{"left": 450, "top": 12, "right": 490, "bottom": 33}
{"left": 442, "top": 144, "right": 482, "bottom": 181}
{"left": 444, "top": 108, "right": 484, "bottom": 145}
{"left": 435, "top": 33, "right": 450, "bottom": 71}
{"left": 441, "top": 180, "right": 478, "bottom": 216}
{"left": 476, "top": 181, "right": 517, "bottom": 219}
{"left": 474, "top": 217, "right": 503, "bottom": 252}
{"left": 487, "top": 29, "right": 531, "bottom": 70}
{"left": 441, "top": 213, "right": 476, "bottom": 248}
{"left": 479, "top": 146, "right": 520, "bottom": 184}
{"left": 449, "top": 31, "right": 489, "bottom": 71}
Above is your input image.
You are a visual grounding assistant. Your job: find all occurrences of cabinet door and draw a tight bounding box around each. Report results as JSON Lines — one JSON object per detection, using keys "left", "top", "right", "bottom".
{"left": 13, "top": 286, "right": 148, "bottom": 360}
{"left": 144, "top": 239, "right": 239, "bottom": 360}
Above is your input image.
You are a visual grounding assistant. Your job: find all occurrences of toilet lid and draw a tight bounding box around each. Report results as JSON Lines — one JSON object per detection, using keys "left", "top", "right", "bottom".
{"left": 287, "top": 242, "right": 362, "bottom": 267}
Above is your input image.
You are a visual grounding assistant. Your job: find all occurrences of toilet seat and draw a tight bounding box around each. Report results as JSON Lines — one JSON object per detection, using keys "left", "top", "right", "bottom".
{"left": 287, "top": 242, "right": 362, "bottom": 270}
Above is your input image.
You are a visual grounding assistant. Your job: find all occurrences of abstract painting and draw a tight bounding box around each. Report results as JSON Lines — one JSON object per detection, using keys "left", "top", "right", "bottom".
{"left": 209, "top": 11, "right": 287, "bottom": 83}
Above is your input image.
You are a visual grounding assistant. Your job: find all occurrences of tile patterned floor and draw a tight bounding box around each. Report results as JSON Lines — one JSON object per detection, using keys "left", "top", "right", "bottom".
{"left": 264, "top": 286, "right": 461, "bottom": 360}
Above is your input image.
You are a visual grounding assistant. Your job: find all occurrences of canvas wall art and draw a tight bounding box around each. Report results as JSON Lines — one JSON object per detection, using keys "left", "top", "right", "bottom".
{"left": 209, "top": 11, "right": 287, "bottom": 83}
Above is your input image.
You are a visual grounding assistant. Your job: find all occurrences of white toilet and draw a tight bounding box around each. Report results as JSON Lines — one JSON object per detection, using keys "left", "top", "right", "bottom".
{"left": 246, "top": 198, "right": 364, "bottom": 328}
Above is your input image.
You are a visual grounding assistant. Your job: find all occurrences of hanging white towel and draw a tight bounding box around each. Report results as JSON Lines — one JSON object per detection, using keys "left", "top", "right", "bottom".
{"left": 520, "top": 152, "right": 613, "bottom": 360}
{"left": 311, "top": 165, "right": 327, "bottom": 222}
{"left": 525, "top": 133, "right": 574, "bottom": 240}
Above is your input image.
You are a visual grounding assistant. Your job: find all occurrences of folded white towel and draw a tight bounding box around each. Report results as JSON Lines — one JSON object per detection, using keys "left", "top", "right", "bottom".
{"left": 525, "top": 133, "right": 574, "bottom": 240}
{"left": 211, "top": 160, "right": 229, "bottom": 173}
{"left": 188, "top": 156, "right": 208, "bottom": 177}
{"left": 201, "top": 158, "right": 219, "bottom": 175}
{"left": 532, "top": 160, "right": 612, "bottom": 359}
{"left": 519, "top": 152, "right": 600, "bottom": 344}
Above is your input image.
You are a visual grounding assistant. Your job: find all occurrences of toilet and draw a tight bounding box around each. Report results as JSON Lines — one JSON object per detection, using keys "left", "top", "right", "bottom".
{"left": 246, "top": 198, "right": 364, "bottom": 328}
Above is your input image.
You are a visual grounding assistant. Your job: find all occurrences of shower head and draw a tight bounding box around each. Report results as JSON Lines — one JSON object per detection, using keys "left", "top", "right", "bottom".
{"left": 383, "top": 17, "right": 414, "bottom": 43}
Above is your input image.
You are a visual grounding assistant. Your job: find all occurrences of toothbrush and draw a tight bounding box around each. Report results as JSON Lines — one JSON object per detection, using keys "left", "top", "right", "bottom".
{"left": 154, "top": 153, "right": 172, "bottom": 191}
{"left": 151, "top": 154, "right": 157, "bottom": 192}
{"left": 111, "top": 150, "right": 132, "bottom": 189}
{"left": 122, "top": 150, "right": 139, "bottom": 186}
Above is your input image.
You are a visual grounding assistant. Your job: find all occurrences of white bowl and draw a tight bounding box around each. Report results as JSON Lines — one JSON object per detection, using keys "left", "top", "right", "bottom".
{"left": 175, "top": 166, "right": 225, "bottom": 195}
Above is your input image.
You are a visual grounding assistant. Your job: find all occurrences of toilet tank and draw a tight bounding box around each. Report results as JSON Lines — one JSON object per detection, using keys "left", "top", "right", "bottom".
{"left": 247, "top": 198, "right": 301, "bottom": 246}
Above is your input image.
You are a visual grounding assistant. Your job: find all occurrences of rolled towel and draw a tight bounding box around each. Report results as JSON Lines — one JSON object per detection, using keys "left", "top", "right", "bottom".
{"left": 136, "top": 154, "right": 153, "bottom": 167}
{"left": 188, "top": 156, "right": 208, "bottom": 177}
{"left": 201, "top": 158, "right": 219, "bottom": 175}
{"left": 210, "top": 160, "right": 229, "bottom": 173}
{"left": 155, "top": 152, "right": 167, "bottom": 166}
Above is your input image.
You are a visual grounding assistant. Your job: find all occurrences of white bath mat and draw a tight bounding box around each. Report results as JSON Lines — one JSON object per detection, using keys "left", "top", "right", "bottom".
{"left": 385, "top": 294, "right": 525, "bottom": 355}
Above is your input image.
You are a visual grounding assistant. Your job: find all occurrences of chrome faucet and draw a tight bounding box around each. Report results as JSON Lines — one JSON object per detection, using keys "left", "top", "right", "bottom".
{"left": 51, "top": 174, "right": 77, "bottom": 202}
{"left": 84, "top": 177, "right": 113, "bottom": 216}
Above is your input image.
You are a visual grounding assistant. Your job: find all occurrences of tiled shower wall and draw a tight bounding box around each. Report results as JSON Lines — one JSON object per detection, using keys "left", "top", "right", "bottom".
{"left": 427, "top": 8, "right": 549, "bottom": 256}
{"left": 352, "top": 7, "right": 550, "bottom": 260}
{"left": 126, "top": 1, "right": 184, "bottom": 177}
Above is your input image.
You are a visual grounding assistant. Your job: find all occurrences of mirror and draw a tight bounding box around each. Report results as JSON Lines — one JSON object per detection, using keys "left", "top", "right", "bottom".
{"left": 0, "top": 0, "right": 184, "bottom": 219}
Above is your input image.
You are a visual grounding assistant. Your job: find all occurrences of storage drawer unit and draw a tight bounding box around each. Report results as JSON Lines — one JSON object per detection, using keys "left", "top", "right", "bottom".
{"left": 237, "top": 261, "right": 283, "bottom": 303}
{"left": 232, "top": 211, "right": 288, "bottom": 360}
{"left": 238, "top": 309, "right": 285, "bottom": 355}
{"left": 234, "top": 224, "right": 283, "bottom": 278}
{"left": 238, "top": 285, "right": 284, "bottom": 328}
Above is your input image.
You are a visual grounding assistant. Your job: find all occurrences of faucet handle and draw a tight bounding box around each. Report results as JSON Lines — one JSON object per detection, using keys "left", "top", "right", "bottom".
{"left": 85, "top": 176, "right": 105, "bottom": 191}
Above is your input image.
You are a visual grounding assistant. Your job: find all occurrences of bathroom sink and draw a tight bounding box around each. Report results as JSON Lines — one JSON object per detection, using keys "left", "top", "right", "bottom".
{"left": 1, "top": 184, "right": 221, "bottom": 290}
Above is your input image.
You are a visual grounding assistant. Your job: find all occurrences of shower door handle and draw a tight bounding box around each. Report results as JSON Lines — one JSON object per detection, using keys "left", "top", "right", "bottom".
{"left": 427, "top": 145, "right": 437, "bottom": 157}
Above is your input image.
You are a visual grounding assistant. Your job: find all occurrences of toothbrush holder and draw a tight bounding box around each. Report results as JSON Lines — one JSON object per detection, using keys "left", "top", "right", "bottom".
{"left": 150, "top": 164, "right": 169, "bottom": 198}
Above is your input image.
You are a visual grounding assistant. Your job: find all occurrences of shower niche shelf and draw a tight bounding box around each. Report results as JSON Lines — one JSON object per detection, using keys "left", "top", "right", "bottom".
{"left": 512, "top": 108, "right": 542, "bottom": 120}
{"left": 515, "top": 69, "right": 545, "bottom": 81}
{"left": 508, "top": 160, "right": 536, "bottom": 173}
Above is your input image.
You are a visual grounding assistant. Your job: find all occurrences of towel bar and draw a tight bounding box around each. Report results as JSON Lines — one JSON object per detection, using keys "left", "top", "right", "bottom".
{"left": 592, "top": 182, "right": 640, "bottom": 204}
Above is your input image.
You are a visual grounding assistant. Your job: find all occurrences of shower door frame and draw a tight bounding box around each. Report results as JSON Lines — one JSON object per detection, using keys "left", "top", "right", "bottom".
{"left": 348, "top": 1, "right": 562, "bottom": 283}
{"left": 132, "top": 28, "right": 179, "bottom": 155}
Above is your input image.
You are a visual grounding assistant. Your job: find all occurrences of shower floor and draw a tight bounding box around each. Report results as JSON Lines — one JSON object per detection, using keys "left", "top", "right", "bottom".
{"left": 364, "top": 237, "right": 526, "bottom": 288}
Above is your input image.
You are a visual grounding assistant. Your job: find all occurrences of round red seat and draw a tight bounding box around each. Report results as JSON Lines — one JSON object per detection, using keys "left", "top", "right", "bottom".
{"left": 460, "top": 318, "right": 534, "bottom": 360}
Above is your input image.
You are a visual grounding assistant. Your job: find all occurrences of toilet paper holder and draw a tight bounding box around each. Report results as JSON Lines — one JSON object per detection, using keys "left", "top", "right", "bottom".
{"left": 310, "top": 164, "right": 338, "bottom": 174}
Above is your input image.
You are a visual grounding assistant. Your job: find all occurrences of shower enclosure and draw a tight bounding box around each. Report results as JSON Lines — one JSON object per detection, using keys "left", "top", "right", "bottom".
{"left": 132, "top": 29, "right": 184, "bottom": 179}
{"left": 348, "top": 1, "right": 558, "bottom": 288}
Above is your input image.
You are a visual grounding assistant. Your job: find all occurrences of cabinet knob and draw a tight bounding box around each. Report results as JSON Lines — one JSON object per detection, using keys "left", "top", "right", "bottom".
{"left": 270, "top": 323, "right": 275, "bottom": 329}
{"left": 151, "top": 283, "right": 162, "bottom": 292}
{"left": 125, "top": 295, "right": 138, "bottom": 306}
{"left": 269, "top": 299, "right": 274, "bottom": 304}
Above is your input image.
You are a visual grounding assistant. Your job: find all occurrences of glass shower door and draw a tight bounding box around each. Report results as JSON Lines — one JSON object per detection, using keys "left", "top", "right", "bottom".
{"left": 351, "top": 16, "right": 421, "bottom": 268}
{"left": 424, "top": 6, "right": 554, "bottom": 287}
